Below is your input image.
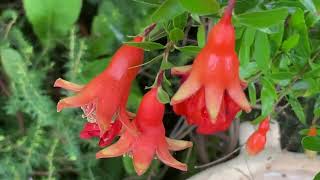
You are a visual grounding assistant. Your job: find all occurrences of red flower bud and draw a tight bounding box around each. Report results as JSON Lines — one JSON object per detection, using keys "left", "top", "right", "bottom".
{"left": 246, "top": 117, "right": 270, "bottom": 156}
{"left": 96, "top": 88, "right": 193, "bottom": 175}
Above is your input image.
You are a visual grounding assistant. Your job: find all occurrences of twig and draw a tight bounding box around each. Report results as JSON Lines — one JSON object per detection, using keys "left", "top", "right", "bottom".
{"left": 194, "top": 145, "right": 242, "bottom": 169}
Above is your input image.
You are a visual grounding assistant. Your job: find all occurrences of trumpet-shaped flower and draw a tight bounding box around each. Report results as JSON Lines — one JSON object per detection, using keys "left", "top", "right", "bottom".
{"left": 54, "top": 36, "right": 144, "bottom": 136}
{"left": 96, "top": 88, "right": 193, "bottom": 175}
{"left": 170, "top": 1, "right": 251, "bottom": 125}
{"left": 171, "top": 66, "right": 242, "bottom": 134}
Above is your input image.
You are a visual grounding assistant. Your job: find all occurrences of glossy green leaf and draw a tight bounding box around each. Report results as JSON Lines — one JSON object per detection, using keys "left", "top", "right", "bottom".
{"left": 302, "top": 136, "right": 320, "bottom": 151}
{"left": 169, "top": 28, "right": 185, "bottom": 41}
{"left": 151, "top": 0, "right": 185, "bottom": 22}
{"left": 236, "top": 8, "right": 288, "bottom": 28}
{"left": 124, "top": 41, "right": 165, "bottom": 51}
{"left": 288, "top": 95, "right": 306, "bottom": 125}
{"left": 261, "top": 78, "right": 277, "bottom": 116}
{"left": 239, "top": 28, "right": 256, "bottom": 66}
{"left": 300, "top": 0, "right": 317, "bottom": 13}
{"left": 23, "top": 0, "right": 82, "bottom": 46}
{"left": 270, "top": 72, "right": 294, "bottom": 80}
{"left": 179, "top": 0, "right": 219, "bottom": 15}
{"left": 197, "top": 24, "right": 206, "bottom": 48}
{"left": 290, "top": 8, "right": 311, "bottom": 59}
{"left": 240, "top": 62, "right": 259, "bottom": 79}
{"left": 157, "top": 86, "right": 170, "bottom": 104}
{"left": 176, "top": 46, "right": 201, "bottom": 56}
{"left": 254, "top": 31, "right": 270, "bottom": 72}
{"left": 173, "top": 12, "right": 188, "bottom": 29}
{"left": 282, "top": 34, "right": 300, "bottom": 52}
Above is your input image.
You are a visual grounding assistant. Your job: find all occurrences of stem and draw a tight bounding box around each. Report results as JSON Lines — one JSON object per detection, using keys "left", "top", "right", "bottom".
{"left": 143, "top": 23, "right": 157, "bottom": 37}
{"left": 222, "top": 0, "right": 236, "bottom": 22}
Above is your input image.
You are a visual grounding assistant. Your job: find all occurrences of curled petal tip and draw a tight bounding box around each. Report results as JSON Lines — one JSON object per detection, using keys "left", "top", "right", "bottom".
{"left": 53, "top": 78, "right": 62, "bottom": 87}
{"left": 134, "top": 162, "right": 149, "bottom": 176}
{"left": 56, "top": 100, "right": 65, "bottom": 112}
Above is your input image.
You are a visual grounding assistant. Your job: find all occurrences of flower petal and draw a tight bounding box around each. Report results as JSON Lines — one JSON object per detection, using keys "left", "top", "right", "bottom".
{"left": 132, "top": 139, "right": 156, "bottom": 176}
{"left": 54, "top": 78, "right": 84, "bottom": 92}
{"left": 205, "top": 85, "right": 224, "bottom": 121}
{"left": 166, "top": 138, "right": 193, "bottom": 151}
{"left": 171, "top": 65, "right": 192, "bottom": 76}
{"left": 96, "top": 131, "right": 133, "bottom": 158}
{"left": 156, "top": 141, "right": 187, "bottom": 171}
{"left": 171, "top": 73, "right": 201, "bottom": 105}
{"left": 57, "top": 93, "right": 94, "bottom": 112}
{"left": 96, "top": 98, "right": 119, "bottom": 135}
{"left": 227, "top": 82, "right": 251, "bottom": 113}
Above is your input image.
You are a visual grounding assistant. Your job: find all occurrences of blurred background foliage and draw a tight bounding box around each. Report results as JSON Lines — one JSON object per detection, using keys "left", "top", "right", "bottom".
{"left": 0, "top": 0, "right": 319, "bottom": 179}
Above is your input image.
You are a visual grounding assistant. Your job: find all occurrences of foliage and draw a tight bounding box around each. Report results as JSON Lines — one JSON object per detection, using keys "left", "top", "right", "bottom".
{"left": 0, "top": 0, "right": 319, "bottom": 179}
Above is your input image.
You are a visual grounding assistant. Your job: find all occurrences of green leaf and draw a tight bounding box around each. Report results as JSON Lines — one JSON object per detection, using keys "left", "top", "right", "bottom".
{"left": 270, "top": 72, "right": 294, "bottom": 80}
{"left": 300, "top": 0, "right": 317, "bottom": 13}
{"left": 151, "top": 0, "right": 185, "bottom": 22}
{"left": 197, "top": 24, "right": 206, "bottom": 48}
{"left": 314, "top": 96, "right": 320, "bottom": 118}
{"left": 302, "top": 136, "right": 320, "bottom": 151}
{"left": 0, "top": 48, "right": 26, "bottom": 81}
{"left": 288, "top": 95, "right": 306, "bottom": 125}
{"left": 23, "top": 0, "right": 82, "bottom": 47}
{"left": 254, "top": 31, "right": 270, "bottom": 72}
{"left": 124, "top": 41, "right": 165, "bottom": 51}
{"left": 239, "top": 28, "right": 256, "bottom": 66}
{"left": 157, "top": 86, "right": 170, "bottom": 104}
{"left": 179, "top": 0, "right": 219, "bottom": 15}
{"left": 248, "top": 82, "right": 257, "bottom": 106}
{"left": 314, "top": 171, "right": 320, "bottom": 180}
{"left": 243, "top": 27, "right": 256, "bottom": 46}
{"left": 173, "top": 12, "right": 188, "bottom": 29}
{"left": 281, "top": 34, "right": 300, "bottom": 52}
{"left": 169, "top": 28, "right": 185, "bottom": 41}
{"left": 240, "top": 62, "right": 259, "bottom": 79}
{"left": 291, "top": 8, "right": 311, "bottom": 59}
{"left": 236, "top": 8, "right": 288, "bottom": 28}
{"left": 160, "top": 61, "right": 175, "bottom": 70}
{"left": 261, "top": 78, "right": 277, "bottom": 116}
{"left": 176, "top": 45, "right": 201, "bottom": 56}
{"left": 122, "top": 156, "right": 135, "bottom": 175}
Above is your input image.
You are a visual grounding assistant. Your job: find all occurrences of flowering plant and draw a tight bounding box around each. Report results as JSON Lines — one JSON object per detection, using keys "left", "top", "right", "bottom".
{"left": 0, "top": 0, "right": 319, "bottom": 179}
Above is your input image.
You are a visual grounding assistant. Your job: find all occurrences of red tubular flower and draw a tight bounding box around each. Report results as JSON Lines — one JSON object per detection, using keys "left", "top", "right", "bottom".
{"left": 54, "top": 36, "right": 144, "bottom": 136}
{"left": 170, "top": 0, "right": 251, "bottom": 126}
{"left": 172, "top": 66, "right": 242, "bottom": 134}
{"left": 96, "top": 88, "right": 193, "bottom": 175}
{"left": 246, "top": 117, "right": 270, "bottom": 156}
{"left": 79, "top": 120, "right": 122, "bottom": 147}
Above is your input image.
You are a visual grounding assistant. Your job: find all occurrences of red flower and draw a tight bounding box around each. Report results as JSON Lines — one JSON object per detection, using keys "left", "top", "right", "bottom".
{"left": 246, "top": 117, "right": 270, "bottom": 156}
{"left": 79, "top": 120, "right": 122, "bottom": 147}
{"left": 54, "top": 36, "right": 144, "bottom": 135}
{"left": 170, "top": 1, "right": 251, "bottom": 126}
{"left": 96, "top": 88, "right": 193, "bottom": 175}
{"left": 172, "top": 66, "right": 242, "bottom": 134}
